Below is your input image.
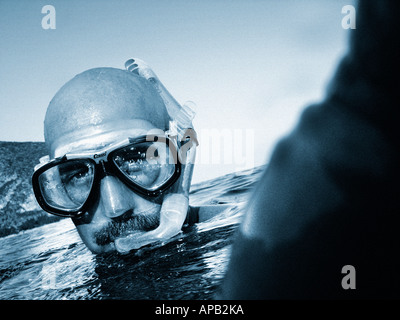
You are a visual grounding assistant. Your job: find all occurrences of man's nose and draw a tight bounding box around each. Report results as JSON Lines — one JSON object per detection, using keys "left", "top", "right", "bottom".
{"left": 100, "top": 175, "right": 131, "bottom": 218}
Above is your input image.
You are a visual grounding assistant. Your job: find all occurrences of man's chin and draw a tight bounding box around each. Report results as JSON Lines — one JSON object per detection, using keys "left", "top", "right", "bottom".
{"left": 87, "top": 241, "right": 116, "bottom": 254}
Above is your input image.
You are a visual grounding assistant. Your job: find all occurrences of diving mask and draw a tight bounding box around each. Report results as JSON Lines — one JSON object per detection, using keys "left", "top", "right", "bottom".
{"left": 32, "top": 134, "right": 181, "bottom": 217}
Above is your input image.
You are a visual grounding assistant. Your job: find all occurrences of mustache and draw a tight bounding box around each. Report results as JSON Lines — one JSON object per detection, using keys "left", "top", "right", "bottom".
{"left": 94, "top": 209, "right": 160, "bottom": 246}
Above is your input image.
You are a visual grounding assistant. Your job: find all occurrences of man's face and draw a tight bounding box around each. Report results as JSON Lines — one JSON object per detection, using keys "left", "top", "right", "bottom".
{"left": 43, "top": 68, "right": 172, "bottom": 253}
{"left": 54, "top": 121, "right": 169, "bottom": 253}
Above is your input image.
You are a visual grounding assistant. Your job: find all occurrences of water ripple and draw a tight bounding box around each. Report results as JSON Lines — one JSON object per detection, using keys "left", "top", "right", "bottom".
{"left": 0, "top": 167, "right": 263, "bottom": 299}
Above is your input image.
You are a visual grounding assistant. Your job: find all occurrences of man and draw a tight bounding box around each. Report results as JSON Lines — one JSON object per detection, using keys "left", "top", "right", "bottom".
{"left": 219, "top": 0, "right": 400, "bottom": 299}
{"left": 32, "top": 59, "right": 226, "bottom": 254}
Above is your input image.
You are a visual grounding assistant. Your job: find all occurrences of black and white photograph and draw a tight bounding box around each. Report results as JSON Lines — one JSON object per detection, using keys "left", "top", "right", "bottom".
{"left": 0, "top": 0, "right": 399, "bottom": 307}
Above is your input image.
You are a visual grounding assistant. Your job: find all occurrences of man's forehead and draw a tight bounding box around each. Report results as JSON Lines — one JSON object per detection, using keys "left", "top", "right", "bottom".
{"left": 44, "top": 68, "right": 170, "bottom": 150}
{"left": 51, "top": 119, "right": 164, "bottom": 158}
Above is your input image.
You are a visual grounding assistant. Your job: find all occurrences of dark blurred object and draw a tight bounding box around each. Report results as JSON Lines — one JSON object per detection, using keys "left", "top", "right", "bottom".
{"left": 219, "top": 0, "right": 400, "bottom": 299}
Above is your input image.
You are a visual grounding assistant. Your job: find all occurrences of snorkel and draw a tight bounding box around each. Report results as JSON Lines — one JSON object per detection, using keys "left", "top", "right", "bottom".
{"left": 114, "top": 58, "right": 198, "bottom": 253}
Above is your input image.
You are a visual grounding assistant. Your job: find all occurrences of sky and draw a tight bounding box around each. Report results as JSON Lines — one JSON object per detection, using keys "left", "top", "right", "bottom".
{"left": 0, "top": 0, "right": 355, "bottom": 183}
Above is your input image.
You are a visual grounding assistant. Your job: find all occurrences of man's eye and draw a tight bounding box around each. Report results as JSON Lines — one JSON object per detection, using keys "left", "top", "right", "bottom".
{"left": 72, "top": 171, "right": 88, "bottom": 180}
{"left": 64, "top": 169, "right": 90, "bottom": 184}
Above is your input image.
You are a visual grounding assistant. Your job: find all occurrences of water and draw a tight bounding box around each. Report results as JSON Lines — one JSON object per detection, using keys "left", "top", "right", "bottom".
{"left": 0, "top": 167, "right": 264, "bottom": 300}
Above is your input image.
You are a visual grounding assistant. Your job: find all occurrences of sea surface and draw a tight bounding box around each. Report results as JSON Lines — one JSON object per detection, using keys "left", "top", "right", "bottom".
{"left": 0, "top": 166, "right": 264, "bottom": 300}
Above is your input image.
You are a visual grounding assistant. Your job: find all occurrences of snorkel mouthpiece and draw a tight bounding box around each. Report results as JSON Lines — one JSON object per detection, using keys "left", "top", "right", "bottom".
{"left": 115, "top": 58, "right": 197, "bottom": 253}
{"left": 114, "top": 194, "right": 189, "bottom": 253}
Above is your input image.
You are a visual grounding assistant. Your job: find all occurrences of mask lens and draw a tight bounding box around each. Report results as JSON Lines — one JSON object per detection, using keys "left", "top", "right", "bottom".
{"left": 38, "top": 160, "right": 95, "bottom": 212}
{"left": 112, "top": 141, "right": 176, "bottom": 191}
